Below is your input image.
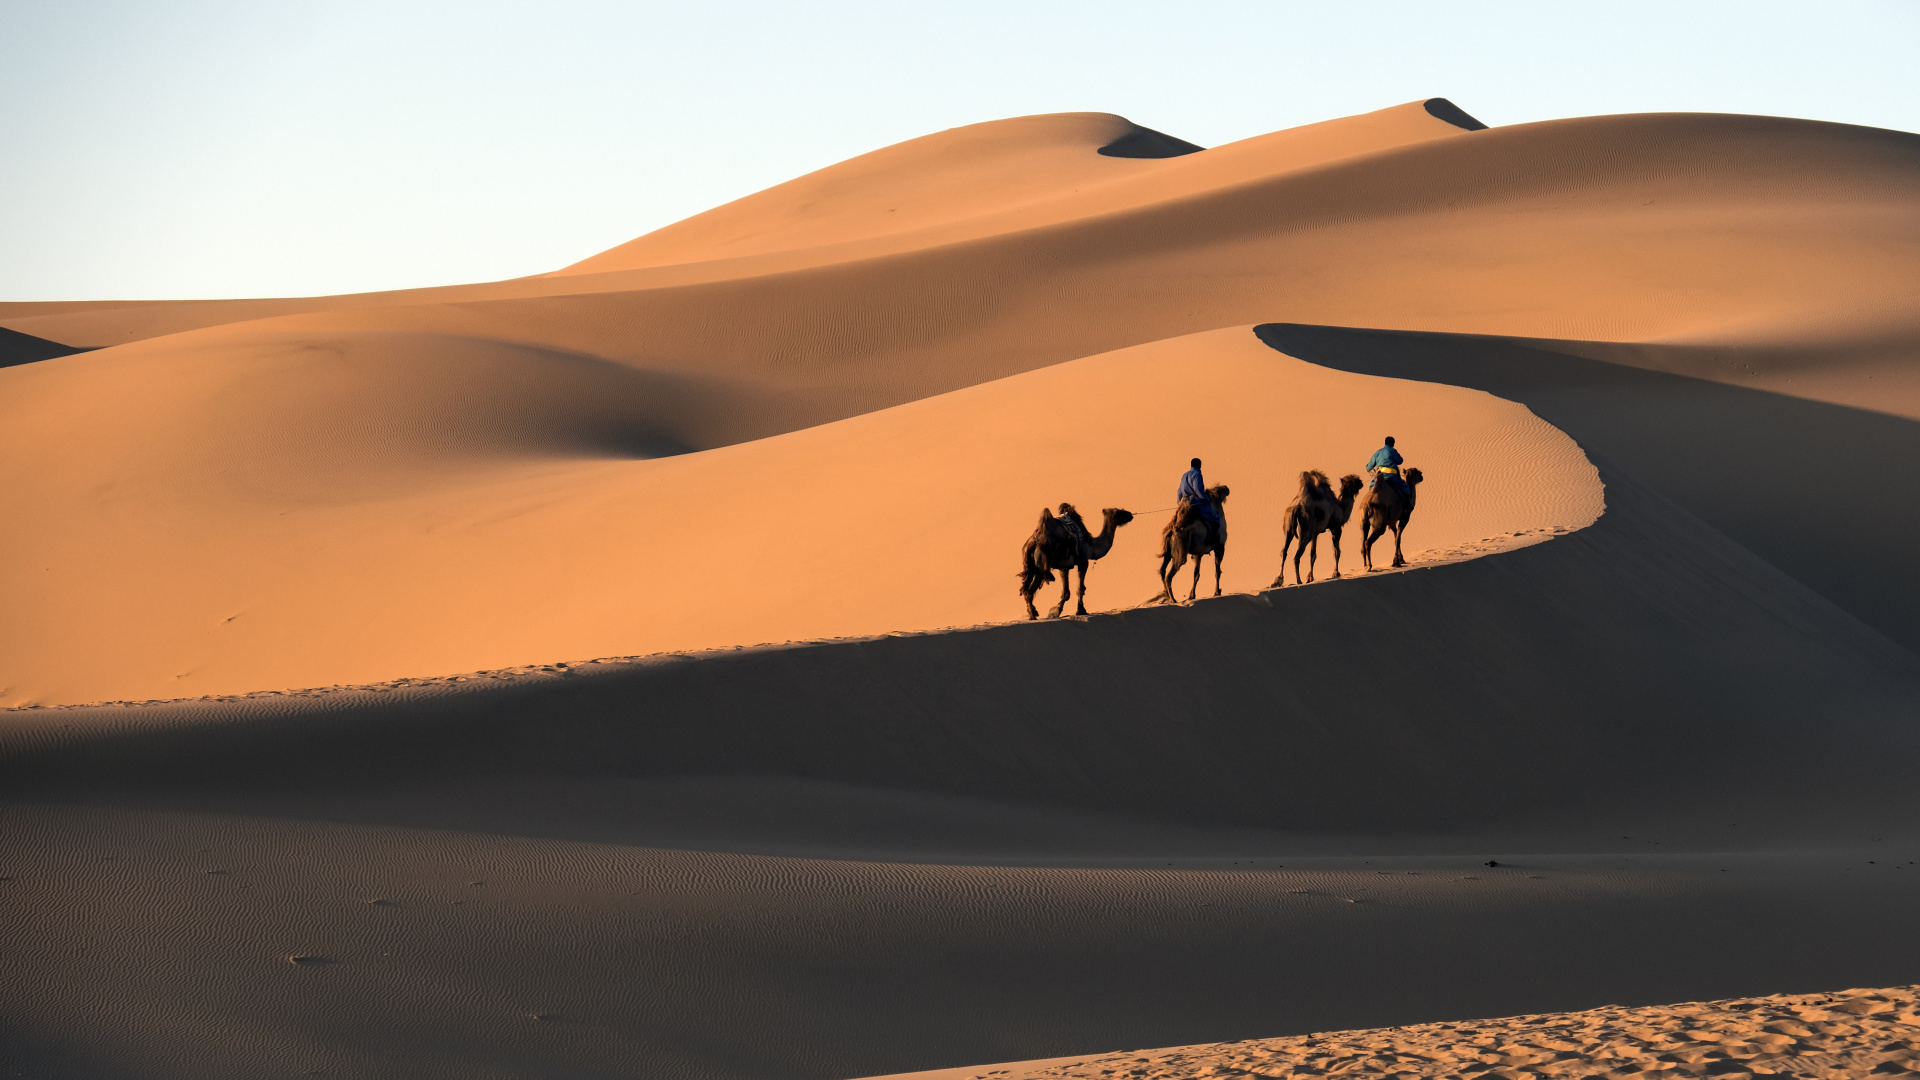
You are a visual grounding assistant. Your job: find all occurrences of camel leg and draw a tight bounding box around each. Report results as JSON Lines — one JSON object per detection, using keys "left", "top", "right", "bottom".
{"left": 1329, "top": 525, "right": 1342, "bottom": 579}
{"left": 1361, "top": 523, "right": 1376, "bottom": 571}
{"left": 1187, "top": 553, "right": 1202, "bottom": 602}
{"left": 1274, "top": 531, "right": 1292, "bottom": 589}
{"left": 1212, "top": 549, "right": 1224, "bottom": 597}
{"left": 1074, "top": 564, "right": 1088, "bottom": 616}
{"left": 1392, "top": 520, "right": 1407, "bottom": 568}
{"left": 1022, "top": 590, "right": 1038, "bottom": 620}
{"left": 1048, "top": 568, "right": 1071, "bottom": 618}
{"left": 1306, "top": 534, "right": 1318, "bottom": 583}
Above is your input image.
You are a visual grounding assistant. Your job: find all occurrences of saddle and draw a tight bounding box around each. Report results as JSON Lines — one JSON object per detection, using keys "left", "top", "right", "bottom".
{"left": 1169, "top": 498, "right": 1220, "bottom": 546}
{"left": 1054, "top": 508, "right": 1091, "bottom": 547}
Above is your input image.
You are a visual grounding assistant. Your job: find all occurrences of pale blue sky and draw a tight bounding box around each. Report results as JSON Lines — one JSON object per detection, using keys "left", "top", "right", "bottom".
{"left": 4, "top": 1, "right": 1917, "bottom": 301}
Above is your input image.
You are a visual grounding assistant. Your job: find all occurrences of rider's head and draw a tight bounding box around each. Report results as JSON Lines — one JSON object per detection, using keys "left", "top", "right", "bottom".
{"left": 1383, "top": 436, "right": 1395, "bottom": 447}
{"left": 1190, "top": 457, "right": 1202, "bottom": 469}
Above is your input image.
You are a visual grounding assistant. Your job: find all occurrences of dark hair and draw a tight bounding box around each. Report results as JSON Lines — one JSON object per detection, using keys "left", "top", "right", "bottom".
{"left": 1190, "top": 457, "right": 1202, "bottom": 468}
{"left": 1383, "top": 436, "right": 1395, "bottom": 447}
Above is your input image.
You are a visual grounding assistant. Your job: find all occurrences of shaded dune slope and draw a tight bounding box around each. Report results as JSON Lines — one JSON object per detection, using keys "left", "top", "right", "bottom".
{"left": 1257, "top": 324, "right": 1920, "bottom": 652}
{"left": 0, "top": 325, "right": 90, "bottom": 368}
{"left": 6, "top": 797, "right": 1917, "bottom": 1080}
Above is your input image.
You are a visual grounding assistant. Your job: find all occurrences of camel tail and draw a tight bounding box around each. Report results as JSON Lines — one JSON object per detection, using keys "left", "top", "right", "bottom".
{"left": 1017, "top": 530, "right": 1055, "bottom": 597}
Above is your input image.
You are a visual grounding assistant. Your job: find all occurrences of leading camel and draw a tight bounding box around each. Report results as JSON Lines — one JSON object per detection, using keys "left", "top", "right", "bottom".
{"left": 1018, "top": 504, "right": 1134, "bottom": 619}
{"left": 1272, "top": 470, "right": 1365, "bottom": 587}
{"left": 1358, "top": 467, "right": 1424, "bottom": 571}
{"left": 1157, "top": 485, "right": 1230, "bottom": 604}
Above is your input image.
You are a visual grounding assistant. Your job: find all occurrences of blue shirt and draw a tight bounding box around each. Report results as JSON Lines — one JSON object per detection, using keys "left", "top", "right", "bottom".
{"left": 1365, "top": 446, "right": 1403, "bottom": 473}
{"left": 1177, "top": 467, "right": 1221, "bottom": 523}
{"left": 1177, "top": 467, "right": 1208, "bottom": 505}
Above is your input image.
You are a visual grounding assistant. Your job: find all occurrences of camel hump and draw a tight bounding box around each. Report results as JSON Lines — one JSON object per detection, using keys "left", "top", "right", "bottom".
{"left": 1297, "top": 470, "right": 1325, "bottom": 500}
{"left": 1037, "top": 507, "right": 1054, "bottom": 527}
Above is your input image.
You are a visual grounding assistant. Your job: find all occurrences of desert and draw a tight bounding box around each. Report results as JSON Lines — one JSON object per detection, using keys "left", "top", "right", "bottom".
{"left": 3, "top": 92, "right": 1919, "bottom": 1080}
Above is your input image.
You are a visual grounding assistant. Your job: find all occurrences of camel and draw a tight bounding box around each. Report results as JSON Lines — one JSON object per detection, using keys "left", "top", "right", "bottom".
{"left": 1358, "top": 467, "right": 1425, "bottom": 571}
{"left": 1157, "top": 485, "right": 1230, "bottom": 604}
{"left": 1018, "top": 504, "right": 1134, "bottom": 619}
{"left": 1272, "top": 471, "right": 1365, "bottom": 587}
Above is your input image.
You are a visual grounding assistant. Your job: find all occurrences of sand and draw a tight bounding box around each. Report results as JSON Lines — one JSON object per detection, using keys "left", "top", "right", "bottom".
{"left": 864, "top": 986, "right": 1920, "bottom": 1080}
{"left": 0, "top": 325, "right": 1601, "bottom": 706}
{"left": 2, "top": 98, "right": 1918, "bottom": 1079}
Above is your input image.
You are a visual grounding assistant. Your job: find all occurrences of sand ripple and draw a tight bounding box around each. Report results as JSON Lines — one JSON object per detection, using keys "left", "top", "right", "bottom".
{"left": 996, "top": 987, "right": 1920, "bottom": 1080}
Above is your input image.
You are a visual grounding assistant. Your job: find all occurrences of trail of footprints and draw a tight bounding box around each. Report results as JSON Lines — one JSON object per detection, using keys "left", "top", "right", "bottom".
{"left": 993, "top": 986, "right": 1919, "bottom": 1079}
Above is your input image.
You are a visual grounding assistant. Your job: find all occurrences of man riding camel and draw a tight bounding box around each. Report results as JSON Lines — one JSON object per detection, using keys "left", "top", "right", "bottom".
{"left": 1175, "top": 457, "right": 1222, "bottom": 531}
{"left": 1365, "top": 436, "right": 1410, "bottom": 497}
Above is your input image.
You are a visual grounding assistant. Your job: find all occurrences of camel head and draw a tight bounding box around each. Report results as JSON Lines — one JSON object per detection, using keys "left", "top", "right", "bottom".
{"left": 1103, "top": 508, "right": 1134, "bottom": 527}
{"left": 1208, "top": 485, "right": 1230, "bottom": 503}
{"left": 1405, "top": 468, "right": 1424, "bottom": 486}
{"left": 1338, "top": 474, "right": 1365, "bottom": 500}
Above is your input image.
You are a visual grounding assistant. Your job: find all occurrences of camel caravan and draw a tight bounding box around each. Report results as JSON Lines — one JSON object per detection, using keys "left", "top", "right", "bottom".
{"left": 1017, "top": 440, "right": 1424, "bottom": 620}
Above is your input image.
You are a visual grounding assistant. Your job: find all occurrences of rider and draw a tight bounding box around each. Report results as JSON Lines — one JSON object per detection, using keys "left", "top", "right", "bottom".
{"left": 1176, "top": 457, "right": 1222, "bottom": 528}
{"left": 1365, "top": 436, "right": 1410, "bottom": 496}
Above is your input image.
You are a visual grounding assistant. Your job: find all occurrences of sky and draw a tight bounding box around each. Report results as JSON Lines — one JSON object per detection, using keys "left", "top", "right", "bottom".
{"left": 4, "top": 0, "right": 1918, "bottom": 302}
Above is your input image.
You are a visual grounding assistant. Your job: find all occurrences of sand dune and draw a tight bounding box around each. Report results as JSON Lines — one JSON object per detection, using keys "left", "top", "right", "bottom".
{"left": 3, "top": 98, "right": 1918, "bottom": 1079}
{"left": 5, "top": 103, "right": 1917, "bottom": 704}
{"left": 0, "top": 326, "right": 1600, "bottom": 706}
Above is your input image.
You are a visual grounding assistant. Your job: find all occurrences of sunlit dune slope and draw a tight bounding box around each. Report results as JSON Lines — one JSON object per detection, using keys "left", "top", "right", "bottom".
{"left": 856, "top": 987, "right": 1920, "bottom": 1080}
{"left": 552, "top": 112, "right": 1193, "bottom": 274}
{"left": 8, "top": 102, "right": 1916, "bottom": 386}
{"left": 551, "top": 99, "right": 1477, "bottom": 275}
{"left": 0, "top": 327, "right": 1598, "bottom": 706}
